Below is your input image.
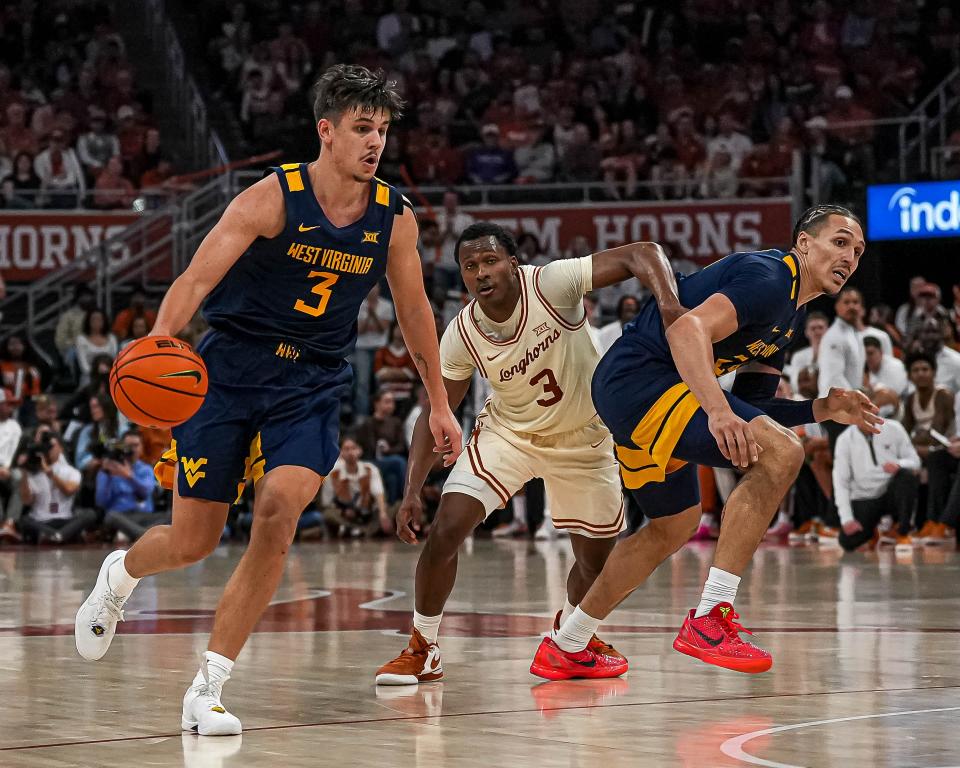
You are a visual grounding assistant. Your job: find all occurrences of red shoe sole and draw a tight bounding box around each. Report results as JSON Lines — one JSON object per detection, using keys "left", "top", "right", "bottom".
{"left": 672, "top": 636, "right": 773, "bottom": 674}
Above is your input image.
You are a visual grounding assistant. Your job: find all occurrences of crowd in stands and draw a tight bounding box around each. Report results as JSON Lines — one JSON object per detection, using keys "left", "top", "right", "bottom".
{"left": 0, "top": 2, "right": 178, "bottom": 210}
{"left": 0, "top": 247, "right": 958, "bottom": 548}
{"left": 188, "top": 0, "right": 955, "bottom": 199}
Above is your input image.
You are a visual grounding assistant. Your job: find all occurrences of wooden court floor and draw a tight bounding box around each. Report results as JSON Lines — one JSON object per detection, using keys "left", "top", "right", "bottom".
{"left": 1, "top": 538, "right": 958, "bottom": 767}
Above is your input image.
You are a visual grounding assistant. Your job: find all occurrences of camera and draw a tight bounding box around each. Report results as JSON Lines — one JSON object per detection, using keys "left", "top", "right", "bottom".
{"left": 106, "top": 442, "right": 135, "bottom": 464}
{"left": 24, "top": 433, "right": 55, "bottom": 474}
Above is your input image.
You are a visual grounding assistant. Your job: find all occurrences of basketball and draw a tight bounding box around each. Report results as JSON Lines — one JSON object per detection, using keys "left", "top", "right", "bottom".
{"left": 109, "top": 336, "right": 207, "bottom": 428}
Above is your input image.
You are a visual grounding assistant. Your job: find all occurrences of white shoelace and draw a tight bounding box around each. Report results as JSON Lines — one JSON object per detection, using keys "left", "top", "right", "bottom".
{"left": 90, "top": 590, "right": 126, "bottom": 630}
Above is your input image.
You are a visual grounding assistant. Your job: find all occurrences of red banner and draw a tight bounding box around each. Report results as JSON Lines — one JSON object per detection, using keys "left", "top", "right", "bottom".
{"left": 466, "top": 198, "right": 794, "bottom": 264}
{"left": 0, "top": 211, "right": 140, "bottom": 281}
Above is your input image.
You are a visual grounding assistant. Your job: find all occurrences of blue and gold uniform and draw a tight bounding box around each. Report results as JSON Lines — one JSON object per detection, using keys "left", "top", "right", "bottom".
{"left": 161, "top": 163, "right": 410, "bottom": 503}
{"left": 592, "top": 249, "right": 806, "bottom": 516}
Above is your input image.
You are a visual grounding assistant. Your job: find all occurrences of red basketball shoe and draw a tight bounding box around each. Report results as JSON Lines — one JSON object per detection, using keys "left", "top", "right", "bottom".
{"left": 530, "top": 637, "right": 628, "bottom": 681}
{"left": 672, "top": 603, "right": 772, "bottom": 674}
{"left": 552, "top": 611, "right": 628, "bottom": 669}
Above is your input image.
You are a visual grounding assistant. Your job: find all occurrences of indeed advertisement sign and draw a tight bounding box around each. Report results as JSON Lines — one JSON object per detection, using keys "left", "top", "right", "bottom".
{"left": 867, "top": 181, "right": 960, "bottom": 240}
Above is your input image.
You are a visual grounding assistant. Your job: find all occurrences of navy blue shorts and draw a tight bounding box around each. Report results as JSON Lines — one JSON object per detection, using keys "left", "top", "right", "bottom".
{"left": 592, "top": 344, "right": 765, "bottom": 518}
{"left": 168, "top": 330, "right": 351, "bottom": 504}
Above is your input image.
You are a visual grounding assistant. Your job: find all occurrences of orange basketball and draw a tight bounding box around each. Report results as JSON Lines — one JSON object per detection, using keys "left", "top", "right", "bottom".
{"left": 109, "top": 336, "right": 208, "bottom": 428}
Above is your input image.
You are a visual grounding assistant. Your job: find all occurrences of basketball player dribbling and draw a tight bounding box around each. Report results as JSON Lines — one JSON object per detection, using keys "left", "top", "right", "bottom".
{"left": 74, "top": 65, "right": 462, "bottom": 734}
{"left": 536, "top": 205, "right": 882, "bottom": 678}
{"left": 375, "top": 221, "right": 685, "bottom": 684}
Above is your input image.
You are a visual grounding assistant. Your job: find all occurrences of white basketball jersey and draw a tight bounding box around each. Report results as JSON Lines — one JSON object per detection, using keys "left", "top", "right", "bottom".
{"left": 440, "top": 257, "right": 601, "bottom": 436}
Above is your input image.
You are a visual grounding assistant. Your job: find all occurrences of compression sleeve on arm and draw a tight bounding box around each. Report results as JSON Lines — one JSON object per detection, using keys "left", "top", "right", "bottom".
{"left": 731, "top": 372, "right": 815, "bottom": 428}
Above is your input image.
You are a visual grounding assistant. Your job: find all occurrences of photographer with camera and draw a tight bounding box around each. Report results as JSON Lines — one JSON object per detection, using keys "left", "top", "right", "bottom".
{"left": 17, "top": 430, "right": 96, "bottom": 544}
{"left": 96, "top": 429, "right": 163, "bottom": 543}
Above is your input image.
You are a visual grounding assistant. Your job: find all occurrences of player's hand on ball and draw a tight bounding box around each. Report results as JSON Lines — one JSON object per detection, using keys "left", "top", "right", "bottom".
{"left": 708, "top": 407, "right": 760, "bottom": 469}
{"left": 820, "top": 388, "right": 882, "bottom": 434}
{"left": 396, "top": 493, "right": 424, "bottom": 544}
{"left": 429, "top": 406, "right": 462, "bottom": 467}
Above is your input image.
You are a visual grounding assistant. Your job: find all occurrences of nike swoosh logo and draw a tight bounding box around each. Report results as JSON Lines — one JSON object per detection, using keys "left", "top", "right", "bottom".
{"left": 158, "top": 370, "right": 203, "bottom": 383}
{"left": 423, "top": 647, "right": 442, "bottom": 674}
{"left": 486, "top": 352, "right": 505, "bottom": 361}
{"left": 298, "top": 223, "right": 322, "bottom": 232}
{"left": 570, "top": 656, "right": 596, "bottom": 668}
{"left": 693, "top": 627, "right": 724, "bottom": 647}
{"left": 590, "top": 439, "right": 606, "bottom": 449}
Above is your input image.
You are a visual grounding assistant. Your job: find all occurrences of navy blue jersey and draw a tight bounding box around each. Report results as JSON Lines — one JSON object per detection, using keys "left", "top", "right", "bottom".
{"left": 204, "top": 163, "right": 408, "bottom": 361}
{"left": 617, "top": 249, "right": 806, "bottom": 376}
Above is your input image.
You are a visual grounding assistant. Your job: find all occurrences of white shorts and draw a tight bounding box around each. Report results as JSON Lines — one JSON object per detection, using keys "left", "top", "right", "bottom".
{"left": 443, "top": 413, "right": 625, "bottom": 538}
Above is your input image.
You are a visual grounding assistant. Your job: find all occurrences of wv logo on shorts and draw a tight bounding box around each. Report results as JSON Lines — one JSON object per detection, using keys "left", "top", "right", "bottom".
{"left": 180, "top": 457, "right": 208, "bottom": 488}
{"left": 361, "top": 230, "right": 380, "bottom": 244}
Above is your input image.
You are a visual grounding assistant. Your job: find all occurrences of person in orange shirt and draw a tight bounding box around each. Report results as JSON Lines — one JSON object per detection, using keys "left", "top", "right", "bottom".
{"left": 112, "top": 290, "right": 157, "bottom": 339}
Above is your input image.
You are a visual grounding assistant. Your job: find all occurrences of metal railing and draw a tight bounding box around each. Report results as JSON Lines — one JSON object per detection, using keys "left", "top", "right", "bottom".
{"left": 115, "top": 0, "right": 228, "bottom": 171}
{"left": 902, "top": 67, "right": 960, "bottom": 177}
{"left": 930, "top": 145, "right": 960, "bottom": 179}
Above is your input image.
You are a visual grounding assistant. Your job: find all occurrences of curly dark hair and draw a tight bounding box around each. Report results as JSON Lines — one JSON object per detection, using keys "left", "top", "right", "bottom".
{"left": 311, "top": 64, "right": 404, "bottom": 124}
{"left": 904, "top": 350, "right": 937, "bottom": 373}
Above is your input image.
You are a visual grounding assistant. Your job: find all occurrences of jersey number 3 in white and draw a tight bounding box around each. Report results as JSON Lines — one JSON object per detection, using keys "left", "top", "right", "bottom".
{"left": 530, "top": 368, "right": 564, "bottom": 407}
{"left": 294, "top": 271, "right": 340, "bottom": 317}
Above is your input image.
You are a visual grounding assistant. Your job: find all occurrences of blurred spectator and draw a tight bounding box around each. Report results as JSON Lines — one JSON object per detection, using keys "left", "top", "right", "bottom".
{"left": 119, "top": 315, "right": 150, "bottom": 351}
{"left": 467, "top": 124, "right": 516, "bottom": 184}
{"left": 804, "top": 116, "right": 848, "bottom": 201}
{"left": 97, "top": 430, "right": 162, "bottom": 543}
{"left": 55, "top": 286, "right": 96, "bottom": 363}
{"left": 113, "top": 290, "right": 157, "bottom": 340}
{"left": 92, "top": 155, "right": 135, "bottom": 209}
{"left": 374, "top": 322, "right": 417, "bottom": 408}
{"left": 707, "top": 113, "right": 753, "bottom": 173}
{"left": 864, "top": 336, "right": 908, "bottom": 400}
{"left": 650, "top": 146, "right": 690, "bottom": 200}
{"left": 434, "top": 189, "right": 472, "bottom": 295}
{"left": 76, "top": 107, "right": 119, "bottom": 181}
{"left": 819, "top": 288, "right": 865, "bottom": 395}
{"left": 597, "top": 295, "right": 640, "bottom": 354}
{"left": 902, "top": 352, "right": 956, "bottom": 457}
{"left": 115, "top": 106, "right": 145, "bottom": 167}
{"left": 600, "top": 120, "right": 644, "bottom": 200}
{"left": 353, "top": 390, "right": 407, "bottom": 504}
{"left": 76, "top": 309, "right": 118, "bottom": 386}
{"left": 34, "top": 130, "right": 85, "bottom": 208}
{"left": 410, "top": 130, "right": 463, "bottom": 186}
{"left": 0, "top": 388, "right": 23, "bottom": 541}
{"left": 824, "top": 85, "right": 875, "bottom": 182}
{"left": 75, "top": 395, "right": 121, "bottom": 477}
{"left": 403, "top": 384, "right": 427, "bottom": 448}
{"left": 559, "top": 124, "right": 601, "bottom": 182}
{"left": 33, "top": 395, "right": 63, "bottom": 437}
{"left": 895, "top": 276, "right": 928, "bottom": 335}
{"left": 0, "top": 103, "right": 39, "bottom": 157}
{"left": 352, "top": 284, "right": 394, "bottom": 417}
{"left": 699, "top": 147, "right": 739, "bottom": 198}
{"left": 17, "top": 432, "right": 95, "bottom": 544}
{"left": 514, "top": 117, "right": 555, "bottom": 184}
{"left": 868, "top": 304, "right": 903, "bottom": 354}
{"left": 904, "top": 282, "right": 949, "bottom": 341}
{"left": 0, "top": 335, "right": 43, "bottom": 409}
{"left": 910, "top": 319, "right": 960, "bottom": 394}
{"left": 321, "top": 435, "right": 390, "bottom": 538}
{"left": 786, "top": 312, "right": 829, "bottom": 391}
{"left": 516, "top": 233, "right": 547, "bottom": 266}
{"left": 834, "top": 418, "right": 920, "bottom": 551}
{"left": 950, "top": 284, "right": 960, "bottom": 344}
{"left": 270, "top": 22, "right": 312, "bottom": 92}
{"left": 2, "top": 151, "right": 41, "bottom": 207}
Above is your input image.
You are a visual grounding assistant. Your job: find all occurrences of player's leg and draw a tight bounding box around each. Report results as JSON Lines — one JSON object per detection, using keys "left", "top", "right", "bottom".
{"left": 565, "top": 534, "right": 617, "bottom": 610}
{"left": 376, "top": 424, "right": 527, "bottom": 685}
{"left": 75, "top": 479, "right": 229, "bottom": 662}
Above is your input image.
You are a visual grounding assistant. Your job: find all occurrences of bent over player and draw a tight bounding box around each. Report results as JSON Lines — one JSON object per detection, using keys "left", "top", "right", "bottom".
{"left": 537, "top": 205, "right": 881, "bottom": 678}
{"left": 74, "top": 65, "right": 461, "bottom": 734}
{"left": 375, "top": 221, "right": 684, "bottom": 685}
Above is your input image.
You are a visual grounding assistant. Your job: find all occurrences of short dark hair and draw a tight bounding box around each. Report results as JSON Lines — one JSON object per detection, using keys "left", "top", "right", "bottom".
{"left": 311, "top": 64, "right": 404, "bottom": 124}
{"left": 454, "top": 221, "right": 517, "bottom": 263}
{"left": 806, "top": 311, "right": 829, "bottom": 325}
{"left": 791, "top": 204, "right": 862, "bottom": 246}
{"left": 905, "top": 350, "right": 937, "bottom": 372}
{"left": 122, "top": 428, "right": 141, "bottom": 440}
{"left": 837, "top": 286, "right": 863, "bottom": 303}
{"left": 863, "top": 336, "right": 882, "bottom": 350}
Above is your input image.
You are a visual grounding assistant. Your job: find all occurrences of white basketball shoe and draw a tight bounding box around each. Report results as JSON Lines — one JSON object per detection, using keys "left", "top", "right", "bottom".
{"left": 75, "top": 550, "right": 136, "bottom": 660}
{"left": 182, "top": 655, "right": 242, "bottom": 736}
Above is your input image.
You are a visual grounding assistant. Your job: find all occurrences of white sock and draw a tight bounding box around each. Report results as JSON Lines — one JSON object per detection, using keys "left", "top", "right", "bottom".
{"left": 107, "top": 553, "right": 140, "bottom": 598}
{"left": 413, "top": 611, "right": 442, "bottom": 644}
{"left": 551, "top": 606, "right": 601, "bottom": 653}
{"left": 194, "top": 651, "right": 234, "bottom": 687}
{"left": 694, "top": 567, "right": 741, "bottom": 618}
{"left": 559, "top": 598, "right": 576, "bottom": 625}
{"left": 512, "top": 494, "right": 527, "bottom": 526}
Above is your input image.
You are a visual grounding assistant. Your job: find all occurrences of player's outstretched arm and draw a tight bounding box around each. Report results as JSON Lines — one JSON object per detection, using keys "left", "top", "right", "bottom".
{"left": 152, "top": 175, "right": 285, "bottom": 337}
{"left": 396, "top": 376, "right": 471, "bottom": 544}
{"left": 590, "top": 241, "right": 686, "bottom": 327}
{"left": 387, "top": 207, "right": 463, "bottom": 461}
{"left": 665, "top": 294, "right": 761, "bottom": 468}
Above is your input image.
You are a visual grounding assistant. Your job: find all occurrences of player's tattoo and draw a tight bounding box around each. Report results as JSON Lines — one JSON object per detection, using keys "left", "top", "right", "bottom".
{"left": 413, "top": 352, "right": 428, "bottom": 376}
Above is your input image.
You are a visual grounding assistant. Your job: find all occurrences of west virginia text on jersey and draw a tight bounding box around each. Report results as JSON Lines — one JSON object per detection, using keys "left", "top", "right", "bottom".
{"left": 203, "top": 163, "right": 410, "bottom": 360}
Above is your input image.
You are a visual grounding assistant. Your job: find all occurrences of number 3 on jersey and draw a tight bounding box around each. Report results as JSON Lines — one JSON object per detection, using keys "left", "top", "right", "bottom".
{"left": 530, "top": 368, "right": 563, "bottom": 407}
{"left": 294, "top": 270, "right": 339, "bottom": 317}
